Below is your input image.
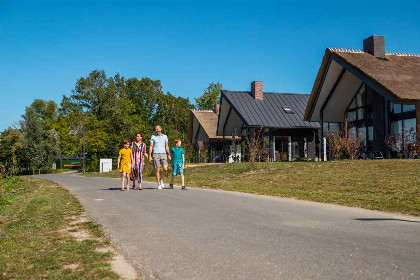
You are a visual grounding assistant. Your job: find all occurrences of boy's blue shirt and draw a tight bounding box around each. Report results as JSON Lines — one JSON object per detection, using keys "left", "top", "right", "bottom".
{"left": 170, "top": 147, "right": 184, "bottom": 164}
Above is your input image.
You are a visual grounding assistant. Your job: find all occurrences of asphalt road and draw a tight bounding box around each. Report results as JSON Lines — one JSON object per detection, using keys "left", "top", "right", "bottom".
{"left": 37, "top": 173, "right": 420, "bottom": 280}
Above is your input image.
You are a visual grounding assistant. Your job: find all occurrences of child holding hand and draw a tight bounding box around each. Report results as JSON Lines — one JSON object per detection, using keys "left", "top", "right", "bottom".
{"left": 117, "top": 140, "right": 132, "bottom": 191}
{"left": 169, "top": 139, "right": 186, "bottom": 190}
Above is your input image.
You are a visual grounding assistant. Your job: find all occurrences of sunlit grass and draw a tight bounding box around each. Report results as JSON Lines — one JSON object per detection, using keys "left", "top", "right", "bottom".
{"left": 0, "top": 177, "right": 119, "bottom": 279}
{"left": 86, "top": 160, "right": 420, "bottom": 216}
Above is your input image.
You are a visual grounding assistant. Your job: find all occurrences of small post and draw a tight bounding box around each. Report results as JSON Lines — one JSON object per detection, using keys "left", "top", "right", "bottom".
{"left": 82, "top": 131, "right": 86, "bottom": 175}
{"left": 323, "top": 137, "right": 327, "bottom": 161}
{"left": 288, "top": 136, "right": 292, "bottom": 161}
{"left": 384, "top": 99, "right": 389, "bottom": 158}
{"left": 319, "top": 110, "right": 324, "bottom": 161}
{"left": 304, "top": 137, "right": 308, "bottom": 158}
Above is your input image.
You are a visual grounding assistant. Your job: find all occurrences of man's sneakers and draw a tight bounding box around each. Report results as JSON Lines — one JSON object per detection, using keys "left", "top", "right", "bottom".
{"left": 158, "top": 179, "right": 164, "bottom": 189}
{"left": 158, "top": 180, "right": 186, "bottom": 190}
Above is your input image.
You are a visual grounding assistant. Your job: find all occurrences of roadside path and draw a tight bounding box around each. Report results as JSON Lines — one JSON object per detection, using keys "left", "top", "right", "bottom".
{"left": 37, "top": 173, "right": 420, "bottom": 280}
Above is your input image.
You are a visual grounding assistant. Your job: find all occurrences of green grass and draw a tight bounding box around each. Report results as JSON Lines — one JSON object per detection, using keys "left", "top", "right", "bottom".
{"left": 0, "top": 176, "right": 119, "bottom": 279}
{"left": 86, "top": 160, "right": 420, "bottom": 216}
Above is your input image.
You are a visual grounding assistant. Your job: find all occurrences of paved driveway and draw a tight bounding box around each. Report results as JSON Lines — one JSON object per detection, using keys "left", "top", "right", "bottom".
{"left": 37, "top": 173, "right": 420, "bottom": 280}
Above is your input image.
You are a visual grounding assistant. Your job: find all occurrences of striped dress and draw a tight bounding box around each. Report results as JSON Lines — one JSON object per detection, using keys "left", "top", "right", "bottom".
{"left": 131, "top": 142, "right": 146, "bottom": 184}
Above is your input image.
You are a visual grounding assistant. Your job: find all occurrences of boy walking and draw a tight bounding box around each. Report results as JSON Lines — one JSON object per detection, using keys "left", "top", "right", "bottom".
{"left": 169, "top": 139, "right": 186, "bottom": 190}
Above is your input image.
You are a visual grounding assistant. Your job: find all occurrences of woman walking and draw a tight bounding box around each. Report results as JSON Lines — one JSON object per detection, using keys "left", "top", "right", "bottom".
{"left": 131, "top": 132, "right": 148, "bottom": 190}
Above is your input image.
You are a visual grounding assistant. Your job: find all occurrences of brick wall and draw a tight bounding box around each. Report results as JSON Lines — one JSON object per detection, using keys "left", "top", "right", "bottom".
{"left": 251, "top": 81, "right": 263, "bottom": 100}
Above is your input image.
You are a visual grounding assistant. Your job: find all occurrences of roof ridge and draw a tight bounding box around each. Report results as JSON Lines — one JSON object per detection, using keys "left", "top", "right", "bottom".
{"left": 191, "top": 109, "right": 215, "bottom": 112}
{"left": 385, "top": 52, "right": 420, "bottom": 57}
{"left": 223, "top": 90, "right": 308, "bottom": 95}
{"left": 328, "top": 47, "right": 420, "bottom": 57}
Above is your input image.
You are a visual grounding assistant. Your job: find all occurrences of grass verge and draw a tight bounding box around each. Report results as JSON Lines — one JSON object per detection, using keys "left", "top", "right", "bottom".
{"left": 86, "top": 160, "right": 420, "bottom": 216}
{"left": 0, "top": 176, "right": 119, "bottom": 279}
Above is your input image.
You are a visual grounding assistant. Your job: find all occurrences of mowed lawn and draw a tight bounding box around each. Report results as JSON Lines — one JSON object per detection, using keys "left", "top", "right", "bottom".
{"left": 0, "top": 177, "right": 119, "bottom": 279}
{"left": 86, "top": 160, "right": 420, "bottom": 216}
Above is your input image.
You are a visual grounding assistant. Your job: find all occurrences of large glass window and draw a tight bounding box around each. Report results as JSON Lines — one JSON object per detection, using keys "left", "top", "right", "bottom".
{"left": 367, "top": 126, "right": 373, "bottom": 142}
{"left": 391, "top": 120, "right": 403, "bottom": 140}
{"left": 391, "top": 103, "right": 416, "bottom": 114}
{"left": 346, "top": 84, "right": 373, "bottom": 121}
{"left": 390, "top": 102, "right": 417, "bottom": 154}
{"left": 349, "top": 127, "right": 357, "bottom": 140}
{"left": 404, "top": 118, "right": 417, "bottom": 144}
{"left": 345, "top": 84, "right": 374, "bottom": 155}
{"left": 347, "top": 111, "right": 356, "bottom": 122}
{"left": 358, "top": 127, "right": 367, "bottom": 146}
{"left": 403, "top": 105, "right": 416, "bottom": 112}
{"left": 392, "top": 104, "right": 402, "bottom": 114}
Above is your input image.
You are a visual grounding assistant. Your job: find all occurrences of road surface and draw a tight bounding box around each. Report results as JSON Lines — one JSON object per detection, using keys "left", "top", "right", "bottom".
{"left": 37, "top": 173, "right": 420, "bottom": 280}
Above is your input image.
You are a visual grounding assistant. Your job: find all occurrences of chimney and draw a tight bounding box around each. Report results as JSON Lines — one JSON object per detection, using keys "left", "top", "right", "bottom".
{"left": 214, "top": 104, "right": 220, "bottom": 115}
{"left": 251, "top": 81, "right": 263, "bottom": 100}
{"left": 363, "top": 35, "right": 385, "bottom": 59}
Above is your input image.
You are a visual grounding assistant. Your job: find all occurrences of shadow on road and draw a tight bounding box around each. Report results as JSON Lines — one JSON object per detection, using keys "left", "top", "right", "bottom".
{"left": 354, "top": 218, "right": 420, "bottom": 224}
{"left": 101, "top": 187, "right": 173, "bottom": 190}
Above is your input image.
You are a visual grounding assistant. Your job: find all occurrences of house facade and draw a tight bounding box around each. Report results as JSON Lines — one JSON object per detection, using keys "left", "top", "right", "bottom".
{"left": 304, "top": 35, "right": 420, "bottom": 158}
{"left": 217, "top": 81, "right": 319, "bottom": 161}
{"left": 189, "top": 106, "right": 230, "bottom": 162}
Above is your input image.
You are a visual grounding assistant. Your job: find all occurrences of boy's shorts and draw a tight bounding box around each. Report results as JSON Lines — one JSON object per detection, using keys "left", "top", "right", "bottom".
{"left": 172, "top": 163, "right": 183, "bottom": 176}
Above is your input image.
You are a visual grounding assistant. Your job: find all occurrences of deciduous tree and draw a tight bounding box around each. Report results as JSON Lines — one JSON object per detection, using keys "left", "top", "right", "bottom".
{"left": 195, "top": 82, "right": 223, "bottom": 110}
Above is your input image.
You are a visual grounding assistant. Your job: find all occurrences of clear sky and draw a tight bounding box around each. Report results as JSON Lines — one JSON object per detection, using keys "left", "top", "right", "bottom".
{"left": 1, "top": 0, "right": 419, "bottom": 131}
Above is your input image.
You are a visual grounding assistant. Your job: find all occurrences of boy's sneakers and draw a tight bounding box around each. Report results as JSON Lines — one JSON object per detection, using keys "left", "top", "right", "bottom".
{"left": 169, "top": 183, "right": 174, "bottom": 189}
{"left": 181, "top": 186, "right": 187, "bottom": 190}
{"left": 157, "top": 184, "right": 162, "bottom": 189}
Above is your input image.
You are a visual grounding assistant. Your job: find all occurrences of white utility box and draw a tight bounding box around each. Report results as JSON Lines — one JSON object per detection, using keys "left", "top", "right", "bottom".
{"left": 100, "top": 158, "right": 112, "bottom": 173}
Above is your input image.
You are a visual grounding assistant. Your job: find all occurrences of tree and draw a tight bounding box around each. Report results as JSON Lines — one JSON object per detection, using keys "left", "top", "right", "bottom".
{"left": 54, "top": 111, "right": 108, "bottom": 172}
{"left": 152, "top": 92, "right": 195, "bottom": 160}
{"left": 0, "top": 127, "right": 24, "bottom": 176}
{"left": 60, "top": 69, "right": 196, "bottom": 164}
{"left": 125, "top": 77, "right": 162, "bottom": 121}
{"left": 69, "top": 70, "right": 111, "bottom": 120}
{"left": 195, "top": 82, "right": 223, "bottom": 110}
{"left": 20, "top": 100, "right": 60, "bottom": 171}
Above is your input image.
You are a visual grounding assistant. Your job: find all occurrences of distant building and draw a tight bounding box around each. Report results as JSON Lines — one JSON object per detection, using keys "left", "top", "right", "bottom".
{"left": 217, "top": 81, "right": 319, "bottom": 161}
{"left": 304, "top": 35, "right": 420, "bottom": 158}
{"left": 55, "top": 155, "right": 81, "bottom": 169}
{"left": 189, "top": 106, "right": 224, "bottom": 162}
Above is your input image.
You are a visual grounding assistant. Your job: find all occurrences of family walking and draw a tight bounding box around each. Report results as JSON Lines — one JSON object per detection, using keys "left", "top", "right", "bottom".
{"left": 117, "top": 125, "right": 186, "bottom": 191}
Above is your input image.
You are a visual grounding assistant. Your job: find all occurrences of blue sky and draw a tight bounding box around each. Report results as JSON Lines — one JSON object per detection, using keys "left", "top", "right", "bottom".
{"left": 1, "top": 0, "right": 420, "bottom": 131}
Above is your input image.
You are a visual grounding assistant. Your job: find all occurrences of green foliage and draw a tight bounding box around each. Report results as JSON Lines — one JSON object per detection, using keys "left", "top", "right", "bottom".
{"left": 0, "top": 128, "right": 24, "bottom": 176}
{"left": 195, "top": 81, "right": 223, "bottom": 110}
{"left": 20, "top": 99, "right": 61, "bottom": 170}
{"left": 1, "top": 69, "right": 200, "bottom": 174}
{"left": 58, "top": 69, "right": 197, "bottom": 170}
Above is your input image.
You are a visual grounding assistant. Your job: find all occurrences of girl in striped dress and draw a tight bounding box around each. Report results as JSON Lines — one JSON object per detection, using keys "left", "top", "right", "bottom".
{"left": 131, "top": 133, "right": 148, "bottom": 190}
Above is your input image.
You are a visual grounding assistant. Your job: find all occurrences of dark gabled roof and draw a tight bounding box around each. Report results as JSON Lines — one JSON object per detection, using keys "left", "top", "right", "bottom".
{"left": 222, "top": 91, "right": 319, "bottom": 128}
{"left": 304, "top": 48, "right": 420, "bottom": 120}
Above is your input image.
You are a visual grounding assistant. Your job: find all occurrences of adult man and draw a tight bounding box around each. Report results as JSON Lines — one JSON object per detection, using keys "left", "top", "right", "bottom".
{"left": 149, "top": 125, "right": 172, "bottom": 189}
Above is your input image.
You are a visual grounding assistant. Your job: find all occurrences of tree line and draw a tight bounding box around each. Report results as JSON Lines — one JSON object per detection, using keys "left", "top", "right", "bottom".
{"left": 0, "top": 69, "right": 222, "bottom": 175}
